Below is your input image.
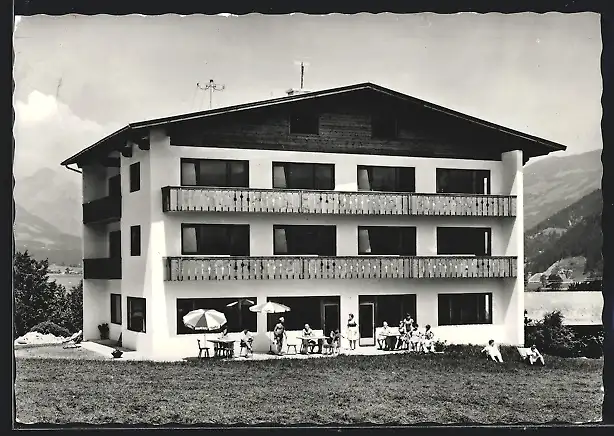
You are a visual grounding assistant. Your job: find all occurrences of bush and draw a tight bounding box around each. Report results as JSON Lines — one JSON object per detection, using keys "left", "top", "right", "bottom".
{"left": 29, "top": 321, "right": 70, "bottom": 338}
{"left": 525, "top": 310, "right": 603, "bottom": 358}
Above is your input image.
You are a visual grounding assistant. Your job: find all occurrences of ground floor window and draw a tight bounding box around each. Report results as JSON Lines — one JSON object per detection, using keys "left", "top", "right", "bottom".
{"left": 110, "top": 294, "right": 122, "bottom": 325}
{"left": 438, "top": 293, "right": 492, "bottom": 325}
{"left": 266, "top": 296, "right": 340, "bottom": 335}
{"left": 359, "top": 294, "right": 417, "bottom": 328}
{"left": 176, "top": 297, "right": 257, "bottom": 334}
{"left": 127, "top": 297, "right": 146, "bottom": 333}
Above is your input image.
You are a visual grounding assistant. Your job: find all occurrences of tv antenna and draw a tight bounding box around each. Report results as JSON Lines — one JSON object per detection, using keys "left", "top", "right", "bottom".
{"left": 196, "top": 79, "right": 225, "bottom": 109}
{"left": 293, "top": 61, "right": 310, "bottom": 90}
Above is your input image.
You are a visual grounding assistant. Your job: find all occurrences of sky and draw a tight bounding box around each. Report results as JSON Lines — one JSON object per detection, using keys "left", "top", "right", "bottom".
{"left": 13, "top": 13, "right": 603, "bottom": 178}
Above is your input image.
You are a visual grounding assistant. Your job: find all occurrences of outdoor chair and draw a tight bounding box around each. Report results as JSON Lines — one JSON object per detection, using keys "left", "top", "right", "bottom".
{"left": 197, "top": 339, "right": 211, "bottom": 358}
{"left": 286, "top": 340, "right": 299, "bottom": 355}
{"left": 62, "top": 330, "right": 83, "bottom": 349}
{"left": 240, "top": 338, "right": 253, "bottom": 357}
{"left": 322, "top": 342, "right": 334, "bottom": 355}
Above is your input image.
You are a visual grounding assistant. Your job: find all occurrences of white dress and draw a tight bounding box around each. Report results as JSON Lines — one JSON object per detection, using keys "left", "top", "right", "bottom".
{"left": 347, "top": 320, "right": 359, "bottom": 341}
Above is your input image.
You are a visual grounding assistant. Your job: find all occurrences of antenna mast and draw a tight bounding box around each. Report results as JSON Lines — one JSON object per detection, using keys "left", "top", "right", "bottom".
{"left": 196, "top": 79, "right": 225, "bottom": 109}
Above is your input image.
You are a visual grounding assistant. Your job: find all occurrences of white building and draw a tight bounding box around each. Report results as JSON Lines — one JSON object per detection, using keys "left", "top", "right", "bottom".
{"left": 61, "top": 83, "right": 566, "bottom": 358}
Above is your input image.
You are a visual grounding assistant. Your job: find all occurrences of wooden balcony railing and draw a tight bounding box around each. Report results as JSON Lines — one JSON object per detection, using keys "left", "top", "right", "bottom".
{"left": 83, "top": 257, "right": 122, "bottom": 280}
{"left": 164, "top": 256, "right": 517, "bottom": 281}
{"left": 161, "top": 186, "right": 516, "bottom": 217}
{"left": 83, "top": 195, "right": 122, "bottom": 224}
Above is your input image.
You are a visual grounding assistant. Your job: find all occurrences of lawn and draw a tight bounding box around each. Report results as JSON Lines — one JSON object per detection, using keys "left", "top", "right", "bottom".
{"left": 14, "top": 345, "right": 603, "bottom": 425}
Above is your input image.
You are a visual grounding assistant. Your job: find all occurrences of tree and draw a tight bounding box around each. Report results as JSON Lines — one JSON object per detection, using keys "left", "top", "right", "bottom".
{"left": 547, "top": 273, "right": 563, "bottom": 290}
{"left": 13, "top": 251, "right": 65, "bottom": 337}
{"left": 54, "top": 280, "right": 83, "bottom": 334}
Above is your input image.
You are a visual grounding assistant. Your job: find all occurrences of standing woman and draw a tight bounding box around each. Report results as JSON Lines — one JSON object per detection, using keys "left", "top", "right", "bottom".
{"left": 346, "top": 313, "right": 359, "bottom": 350}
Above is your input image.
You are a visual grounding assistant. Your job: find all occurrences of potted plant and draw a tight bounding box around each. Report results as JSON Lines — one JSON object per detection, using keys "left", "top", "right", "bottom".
{"left": 112, "top": 348, "right": 123, "bottom": 359}
{"left": 98, "top": 323, "right": 110, "bottom": 340}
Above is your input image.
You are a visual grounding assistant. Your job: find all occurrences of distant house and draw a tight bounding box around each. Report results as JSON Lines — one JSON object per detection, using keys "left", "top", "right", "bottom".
{"left": 60, "top": 82, "right": 565, "bottom": 358}
{"left": 526, "top": 273, "right": 543, "bottom": 291}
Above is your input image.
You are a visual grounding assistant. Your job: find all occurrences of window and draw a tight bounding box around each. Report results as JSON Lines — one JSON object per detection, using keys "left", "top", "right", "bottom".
{"left": 130, "top": 225, "right": 141, "bottom": 257}
{"left": 437, "top": 227, "right": 491, "bottom": 256}
{"left": 129, "top": 163, "right": 140, "bottom": 192}
{"left": 127, "top": 297, "right": 146, "bottom": 332}
{"left": 358, "top": 226, "right": 416, "bottom": 256}
{"left": 360, "top": 295, "right": 417, "bottom": 327}
{"left": 290, "top": 110, "right": 319, "bottom": 134}
{"left": 371, "top": 114, "right": 398, "bottom": 139}
{"left": 180, "top": 159, "right": 249, "bottom": 187}
{"left": 177, "top": 297, "right": 257, "bottom": 334}
{"left": 272, "top": 162, "right": 334, "bottom": 190}
{"left": 110, "top": 294, "right": 122, "bottom": 325}
{"left": 273, "top": 225, "right": 336, "bottom": 256}
{"left": 436, "top": 169, "right": 491, "bottom": 194}
{"left": 438, "top": 293, "right": 492, "bottom": 325}
{"left": 266, "top": 296, "right": 340, "bottom": 333}
{"left": 357, "top": 166, "right": 415, "bottom": 192}
{"left": 109, "top": 230, "right": 121, "bottom": 258}
{"left": 181, "top": 224, "right": 250, "bottom": 256}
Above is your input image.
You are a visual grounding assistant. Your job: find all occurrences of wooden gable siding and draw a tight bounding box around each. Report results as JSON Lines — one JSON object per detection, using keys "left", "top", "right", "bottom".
{"left": 168, "top": 91, "right": 520, "bottom": 161}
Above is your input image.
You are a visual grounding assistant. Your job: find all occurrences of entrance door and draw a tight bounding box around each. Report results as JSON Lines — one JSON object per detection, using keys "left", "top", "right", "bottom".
{"left": 359, "top": 302, "right": 375, "bottom": 346}
{"left": 109, "top": 230, "right": 122, "bottom": 258}
{"left": 323, "top": 303, "right": 340, "bottom": 336}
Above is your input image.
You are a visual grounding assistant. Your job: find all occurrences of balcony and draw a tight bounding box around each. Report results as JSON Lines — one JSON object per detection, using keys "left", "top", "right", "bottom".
{"left": 164, "top": 256, "right": 517, "bottom": 281}
{"left": 83, "top": 195, "right": 122, "bottom": 224}
{"left": 83, "top": 257, "right": 122, "bottom": 280}
{"left": 161, "top": 187, "right": 516, "bottom": 217}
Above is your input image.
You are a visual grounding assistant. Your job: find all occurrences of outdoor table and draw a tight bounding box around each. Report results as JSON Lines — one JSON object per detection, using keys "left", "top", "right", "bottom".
{"left": 208, "top": 338, "right": 236, "bottom": 358}
{"left": 298, "top": 335, "right": 328, "bottom": 354}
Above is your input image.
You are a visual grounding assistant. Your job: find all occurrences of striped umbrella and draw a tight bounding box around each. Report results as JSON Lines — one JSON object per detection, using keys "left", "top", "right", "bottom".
{"left": 248, "top": 301, "right": 291, "bottom": 314}
{"left": 183, "top": 309, "right": 227, "bottom": 331}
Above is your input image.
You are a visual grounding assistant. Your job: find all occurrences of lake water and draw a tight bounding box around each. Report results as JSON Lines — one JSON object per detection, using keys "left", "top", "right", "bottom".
{"left": 48, "top": 274, "right": 82, "bottom": 290}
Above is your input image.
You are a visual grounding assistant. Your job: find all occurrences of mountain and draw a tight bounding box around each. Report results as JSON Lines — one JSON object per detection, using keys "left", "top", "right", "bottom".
{"left": 525, "top": 188, "right": 602, "bottom": 278}
{"left": 14, "top": 203, "right": 83, "bottom": 266}
{"left": 523, "top": 149, "right": 602, "bottom": 230}
{"left": 14, "top": 167, "right": 82, "bottom": 237}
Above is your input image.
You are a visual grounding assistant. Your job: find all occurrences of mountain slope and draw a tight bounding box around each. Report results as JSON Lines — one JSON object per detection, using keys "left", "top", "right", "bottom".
{"left": 14, "top": 203, "right": 83, "bottom": 266}
{"left": 14, "top": 167, "right": 82, "bottom": 237}
{"left": 525, "top": 188, "right": 602, "bottom": 276}
{"left": 523, "top": 149, "right": 601, "bottom": 230}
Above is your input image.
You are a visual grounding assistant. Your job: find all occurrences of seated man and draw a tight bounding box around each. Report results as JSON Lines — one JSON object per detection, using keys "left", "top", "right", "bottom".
{"left": 377, "top": 321, "right": 392, "bottom": 350}
{"left": 301, "top": 323, "right": 317, "bottom": 354}
{"left": 239, "top": 329, "right": 253, "bottom": 357}
{"left": 481, "top": 339, "right": 504, "bottom": 363}
{"left": 421, "top": 325, "right": 435, "bottom": 353}
{"left": 526, "top": 345, "right": 545, "bottom": 366}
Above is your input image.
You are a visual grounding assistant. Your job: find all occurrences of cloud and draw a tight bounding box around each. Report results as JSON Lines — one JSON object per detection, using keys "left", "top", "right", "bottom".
{"left": 13, "top": 91, "right": 121, "bottom": 178}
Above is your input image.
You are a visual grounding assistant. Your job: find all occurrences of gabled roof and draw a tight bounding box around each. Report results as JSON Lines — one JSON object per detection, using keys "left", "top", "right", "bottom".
{"left": 61, "top": 82, "right": 567, "bottom": 167}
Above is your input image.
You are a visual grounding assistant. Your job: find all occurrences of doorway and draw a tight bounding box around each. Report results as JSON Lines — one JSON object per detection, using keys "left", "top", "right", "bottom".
{"left": 322, "top": 302, "right": 340, "bottom": 336}
{"left": 358, "top": 302, "right": 375, "bottom": 346}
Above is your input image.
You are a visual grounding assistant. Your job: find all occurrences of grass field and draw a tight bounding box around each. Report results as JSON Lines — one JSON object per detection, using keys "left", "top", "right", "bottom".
{"left": 14, "top": 344, "right": 603, "bottom": 425}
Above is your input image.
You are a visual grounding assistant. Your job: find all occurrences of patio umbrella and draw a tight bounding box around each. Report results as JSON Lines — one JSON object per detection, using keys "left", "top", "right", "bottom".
{"left": 248, "top": 301, "right": 291, "bottom": 314}
{"left": 249, "top": 302, "right": 291, "bottom": 354}
{"left": 183, "top": 309, "right": 228, "bottom": 332}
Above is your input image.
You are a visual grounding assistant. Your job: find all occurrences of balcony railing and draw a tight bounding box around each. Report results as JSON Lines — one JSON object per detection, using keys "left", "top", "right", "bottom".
{"left": 83, "top": 195, "right": 122, "bottom": 224}
{"left": 164, "top": 256, "right": 517, "bottom": 281}
{"left": 161, "top": 187, "right": 516, "bottom": 217}
{"left": 83, "top": 257, "right": 122, "bottom": 280}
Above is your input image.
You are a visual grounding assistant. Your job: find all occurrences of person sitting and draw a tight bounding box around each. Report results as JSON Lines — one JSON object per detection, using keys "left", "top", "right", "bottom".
{"left": 525, "top": 345, "right": 545, "bottom": 366}
{"left": 239, "top": 329, "right": 253, "bottom": 357}
{"left": 420, "top": 325, "right": 435, "bottom": 353}
{"left": 481, "top": 339, "right": 504, "bottom": 363}
{"left": 301, "top": 323, "right": 317, "bottom": 354}
{"left": 409, "top": 323, "right": 421, "bottom": 352}
{"left": 377, "top": 321, "right": 392, "bottom": 350}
